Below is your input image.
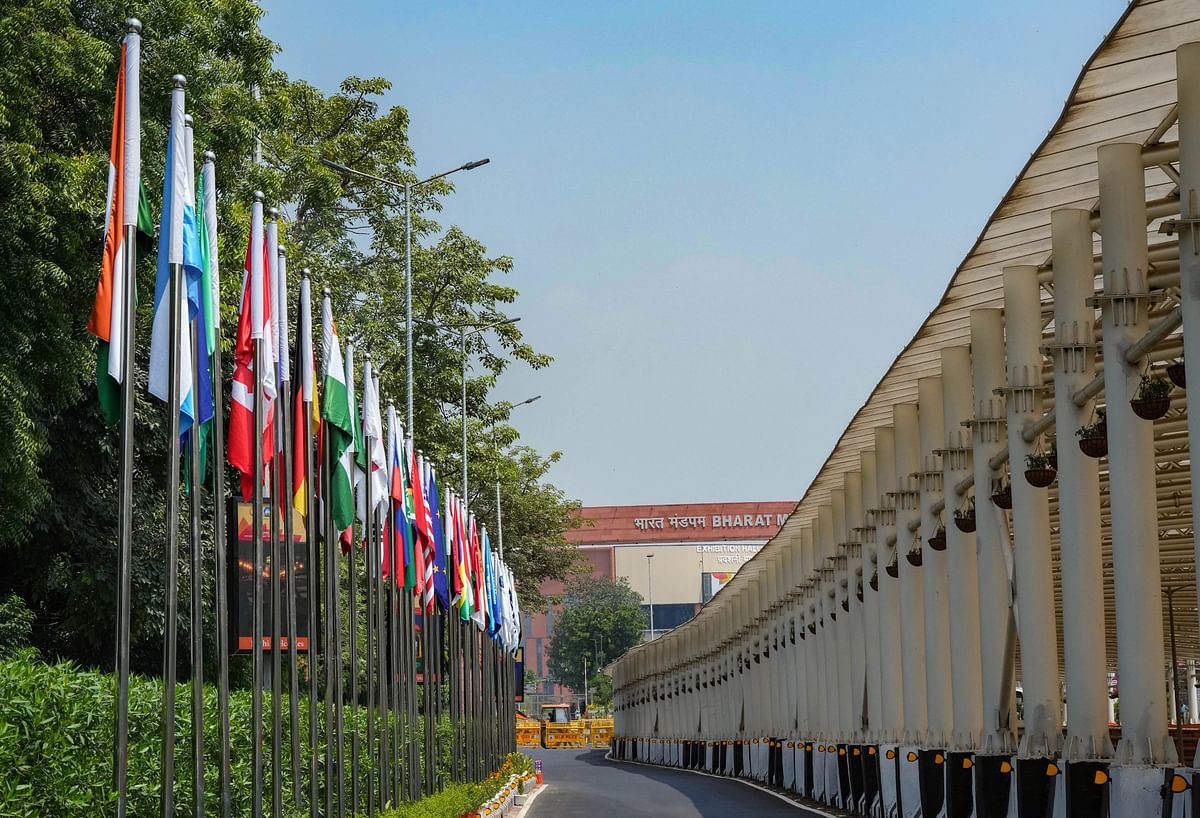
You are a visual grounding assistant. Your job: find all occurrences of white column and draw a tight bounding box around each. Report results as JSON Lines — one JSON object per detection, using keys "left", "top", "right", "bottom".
{"left": 918, "top": 377, "right": 953, "bottom": 747}
{"left": 971, "top": 309, "right": 1018, "bottom": 754}
{"left": 1003, "top": 265, "right": 1062, "bottom": 759}
{"left": 874, "top": 427, "right": 905, "bottom": 742}
{"left": 861, "top": 449, "right": 884, "bottom": 742}
{"left": 1098, "top": 142, "right": 1173, "bottom": 765}
{"left": 1177, "top": 41, "right": 1200, "bottom": 747}
{"left": 1189, "top": 662, "right": 1198, "bottom": 721}
{"left": 940, "top": 346, "right": 984, "bottom": 751}
{"left": 1050, "top": 208, "right": 1112, "bottom": 761}
{"left": 832, "top": 488, "right": 854, "bottom": 741}
{"left": 819, "top": 505, "right": 842, "bottom": 743}
{"left": 846, "top": 472, "right": 868, "bottom": 741}
{"left": 894, "top": 403, "right": 929, "bottom": 743}
{"left": 802, "top": 527, "right": 822, "bottom": 741}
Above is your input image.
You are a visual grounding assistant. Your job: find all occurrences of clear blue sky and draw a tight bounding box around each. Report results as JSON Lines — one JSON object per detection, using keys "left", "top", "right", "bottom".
{"left": 261, "top": 0, "right": 1127, "bottom": 506}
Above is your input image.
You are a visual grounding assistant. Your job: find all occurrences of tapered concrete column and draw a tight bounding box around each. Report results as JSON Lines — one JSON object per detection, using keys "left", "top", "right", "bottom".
{"left": 970, "top": 309, "right": 1017, "bottom": 754}
{"left": 846, "top": 472, "right": 868, "bottom": 740}
{"left": 1097, "top": 142, "right": 1173, "bottom": 765}
{"left": 1050, "top": 208, "right": 1112, "bottom": 761}
{"left": 1189, "top": 663, "right": 1199, "bottom": 720}
{"left": 874, "top": 427, "right": 905, "bottom": 742}
{"left": 832, "top": 489, "right": 854, "bottom": 740}
{"left": 819, "top": 505, "right": 842, "bottom": 742}
{"left": 1177, "top": 43, "right": 1200, "bottom": 752}
{"left": 940, "top": 347, "right": 984, "bottom": 751}
{"left": 780, "top": 544, "right": 799, "bottom": 735}
{"left": 1003, "top": 265, "right": 1061, "bottom": 758}
{"left": 800, "top": 527, "right": 819, "bottom": 739}
{"left": 861, "top": 450, "right": 883, "bottom": 740}
{"left": 917, "top": 377, "right": 953, "bottom": 746}
{"left": 893, "top": 404, "right": 929, "bottom": 743}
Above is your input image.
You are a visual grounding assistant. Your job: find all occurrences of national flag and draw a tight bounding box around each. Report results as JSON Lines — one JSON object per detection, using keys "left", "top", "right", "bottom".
{"left": 400, "top": 438, "right": 418, "bottom": 593}
{"left": 195, "top": 151, "right": 220, "bottom": 481}
{"left": 181, "top": 116, "right": 213, "bottom": 479}
{"left": 427, "top": 464, "right": 450, "bottom": 611}
{"left": 227, "top": 198, "right": 275, "bottom": 499}
{"left": 412, "top": 449, "right": 436, "bottom": 612}
{"left": 319, "top": 295, "right": 355, "bottom": 534}
{"left": 88, "top": 30, "right": 152, "bottom": 424}
{"left": 358, "top": 362, "right": 387, "bottom": 523}
{"left": 470, "top": 514, "right": 486, "bottom": 629}
{"left": 148, "top": 79, "right": 202, "bottom": 436}
{"left": 384, "top": 404, "right": 405, "bottom": 583}
{"left": 291, "top": 275, "right": 315, "bottom": 516}
{"left": 342, "top": 343, "right": 361, "bottom": 549}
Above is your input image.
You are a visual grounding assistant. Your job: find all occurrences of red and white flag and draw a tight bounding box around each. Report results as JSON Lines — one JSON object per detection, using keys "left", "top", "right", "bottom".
{"left": 227, "top": 198, "right": 275, "bottom": 499}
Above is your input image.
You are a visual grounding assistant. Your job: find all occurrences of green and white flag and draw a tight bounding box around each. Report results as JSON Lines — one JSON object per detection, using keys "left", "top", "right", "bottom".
{"left": 321, "top": 294, "right": 355, "bottom": 535}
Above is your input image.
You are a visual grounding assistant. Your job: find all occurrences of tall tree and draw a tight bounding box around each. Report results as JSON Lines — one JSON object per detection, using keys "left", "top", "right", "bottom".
{"left": 547, "top": 576, "right": 647, "bottom": 692}
{"left": 0, "top": 0, "right": 584, "bottom": 674}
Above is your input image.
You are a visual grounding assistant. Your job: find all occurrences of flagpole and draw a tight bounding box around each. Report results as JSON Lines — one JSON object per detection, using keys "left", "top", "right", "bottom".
{"left": 202, "top": 150, "right": 233, "bottom": 818}
{"left": 321, "top": 365, "right": 336, "bottom": 818}
{"left": 363, "top": 357, "right": 376, "bottom": 818}
{"left": 250, "top": 191, "right": 266, "bottom": 818}
{"left": 300, "top": 272, "right": 319, "bottom": 818}
{"left": 386, "top": 456, "right": 402, "bottom": 805}
{"left": 113, "top": 20, "right": 141, "bottom": 818}
{"left": 265, "top": 210, "right": 283, "bottom": 818}
{"left": 276, "top": 247, "right": 302, "bottom": 809}
{"left": 188, "top": 308, "right": 206, "bottom": 818}
{"left": 375, "top": 501, "right": 389, "bottom": 811}
{"left": 158, "top": 74, "right": 190, "bottom": 818}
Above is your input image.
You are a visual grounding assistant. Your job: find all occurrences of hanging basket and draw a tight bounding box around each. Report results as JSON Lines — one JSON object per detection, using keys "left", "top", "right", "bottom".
{"left": 928, "top": 527, "right": 947, "bottom": 551}
{"left": 954, "top": 509, "right": 976, "bottom": 533}
{"left": 1130, "top": 396, "right": 1170, "bottom": 421}
{"left": 869, "top": 570, "right": 878, "bottom": 591}
{"left": 808, "top": 622, "right": 817, "bottom": 635}
{"left": 1024, "top": 467, "right": 1056, "bottom": 488}
{"left": 1078, "top": 433, "right": 1107, "bottom": 459}
{"left": 885, "top": 556, "right": 899, "bottom": 579}
{"left": 856, "top": 581, "right": 864, "bottom": 603}
{"left": 991, "top": 485, "right": 1013, "bottom": 510}
{"left": 841, "top": 597, "right": 850, "bottom": 613}
{"left": 905, "top": 546, "right": 923, "bottom": 567}
{"left": 1168, "top": 361, "right": 1187, "bottom": 390}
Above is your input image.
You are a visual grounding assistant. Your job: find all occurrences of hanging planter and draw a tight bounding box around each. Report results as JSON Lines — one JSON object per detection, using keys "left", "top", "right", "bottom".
{"left": 869, "top": 569, "right": 879, "bottom": 591}
{"left": 856, "top": 581, "right": 864, "bottom": 603}
{"left": 991, "top": 481, "right": 1012, "bottom": 510}
{"left": 1024, "top": 451, "right": 1056, "bottom": 488}
{"left": 841, "top": 597, "right": 850, "bottom": 613}
{"left": 954, "top": 498, "right": 976, "bottom": 533}
{"left": 905, "top": 541, "right": 923, "bottom": 567}
{"left": 1076, "top": 409, "right": 1107, "bottom": 459}
{"left": 1130, "top": 375, "right": 1171, "bottom": 420}
{"left": 928, "top": 525, "right": 947, "bottom": 552}
{"left": 1046, "top": 440, "right": 1058, "bottom": 471}
{"left": 1168, "top": 360, "right": 1187, "bottom": 390}
{"left": 885, "top": 550, "right": 899, "bottom": 579}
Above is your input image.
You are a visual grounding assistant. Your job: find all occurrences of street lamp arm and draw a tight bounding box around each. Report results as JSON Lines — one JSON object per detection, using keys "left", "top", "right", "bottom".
{"left": 322, "top": 156, "right": 490, "bottom": 191}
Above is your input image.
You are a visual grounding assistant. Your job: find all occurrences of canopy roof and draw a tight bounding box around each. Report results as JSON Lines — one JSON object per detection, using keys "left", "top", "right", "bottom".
{"left": 624, "top": 0, "right": 1200, "bottom": 672}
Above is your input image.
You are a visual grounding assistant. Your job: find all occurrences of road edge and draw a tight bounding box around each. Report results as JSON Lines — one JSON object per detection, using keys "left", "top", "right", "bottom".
{"left": 603, "top": 752, "right": 842, "bottom": 817}
{"left": 510, "top": 782, "right": 548, "bottom": 818}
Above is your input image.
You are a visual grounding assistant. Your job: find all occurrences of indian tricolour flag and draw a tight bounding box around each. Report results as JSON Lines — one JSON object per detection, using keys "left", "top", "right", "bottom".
{"left": 87, "top": 29, "right": 152, "bottom": 424}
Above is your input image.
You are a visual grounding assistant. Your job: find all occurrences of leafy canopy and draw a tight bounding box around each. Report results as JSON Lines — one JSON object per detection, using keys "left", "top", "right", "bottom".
{"left": 547, "top": 576, "right": 646, "bottom": 692}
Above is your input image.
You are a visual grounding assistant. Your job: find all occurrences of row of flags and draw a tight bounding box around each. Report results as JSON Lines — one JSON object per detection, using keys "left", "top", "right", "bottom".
{"left": 86, "top": 33, "right": 523, "bottom": 652}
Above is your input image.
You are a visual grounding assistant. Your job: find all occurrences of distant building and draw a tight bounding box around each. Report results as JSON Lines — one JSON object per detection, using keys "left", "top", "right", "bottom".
{"left": 522, "top": 501, "right": 794, "bottom": 705}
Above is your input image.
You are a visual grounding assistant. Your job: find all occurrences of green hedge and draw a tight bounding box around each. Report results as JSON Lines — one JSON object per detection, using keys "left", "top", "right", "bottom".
{"left": 379, "top": 753, "right": 534, "bottom": 818}
{"left": 0, "top": 653, "right": 503, "bottom": 817}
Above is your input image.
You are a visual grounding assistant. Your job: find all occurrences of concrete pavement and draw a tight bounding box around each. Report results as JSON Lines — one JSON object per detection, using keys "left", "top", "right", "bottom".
{"left": 524, "top": 749, "right": 832, "bottom": 817}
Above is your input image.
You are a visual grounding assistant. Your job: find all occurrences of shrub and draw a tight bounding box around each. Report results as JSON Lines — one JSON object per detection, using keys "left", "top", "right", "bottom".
{"left": 0, "top": 654, "right": 489, "bottom": 817}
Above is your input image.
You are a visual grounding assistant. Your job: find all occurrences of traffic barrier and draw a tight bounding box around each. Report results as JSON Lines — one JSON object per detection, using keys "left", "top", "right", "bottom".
{"left": 543, "top": 722, "right": 587, "bottom": 748}
{"left": 516, "top": 721, "right": 541, "bottom": 748}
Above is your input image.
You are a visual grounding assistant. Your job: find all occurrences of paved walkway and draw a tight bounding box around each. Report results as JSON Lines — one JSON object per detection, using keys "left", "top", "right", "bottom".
{"left": 524, "top": 749, "right": 829, "bottom": 818}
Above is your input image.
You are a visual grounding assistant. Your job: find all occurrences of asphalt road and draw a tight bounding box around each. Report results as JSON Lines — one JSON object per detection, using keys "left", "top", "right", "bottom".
{"left": 524, "top": 749, "right": 829, "bottom": 817}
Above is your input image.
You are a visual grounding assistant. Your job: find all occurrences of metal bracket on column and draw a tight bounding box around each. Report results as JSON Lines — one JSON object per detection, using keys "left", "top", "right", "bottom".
{"left": 1088, "top": 289, "right": 1156, "bottom": 328}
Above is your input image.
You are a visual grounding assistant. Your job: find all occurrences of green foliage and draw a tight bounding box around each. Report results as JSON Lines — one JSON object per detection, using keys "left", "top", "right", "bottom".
{"left": 0, "top": 653, "right": 468, "bottom": 817}
{"left": 1136, "top": 375, "right": 1172, "bottom": 401}
{"left": 547, "top": 576, "right": 647, "bottom": 692}
{"left": 0, "top": 596, "right": 35, "bottom": 657}
{"left": 1, "top": 0, "right": 584, "bottom": 673}
{"left": 1076, "top": 408, "right": 1107, "bottom": 439}
{"left": 1024, "top": 451, "right": 1052, "bottom": 470}
{"left": 378, "top": 753, "right": 532, "bottom": 818}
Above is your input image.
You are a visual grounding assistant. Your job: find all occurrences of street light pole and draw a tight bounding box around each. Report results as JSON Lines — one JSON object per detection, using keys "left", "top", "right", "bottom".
{"left": 319, "top": 155, "right": 490, "bottom": 438}
{"left": 646, "top": 554, "right": 655, "bottom": 640}
{"left": 493, "top": 396, "right": 541, "bottom": 561}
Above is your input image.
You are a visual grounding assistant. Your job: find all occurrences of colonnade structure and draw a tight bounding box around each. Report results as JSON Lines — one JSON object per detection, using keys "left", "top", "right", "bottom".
{"left": 608, "top": 4, "right": 1200, "bottom": 816}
